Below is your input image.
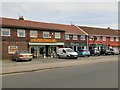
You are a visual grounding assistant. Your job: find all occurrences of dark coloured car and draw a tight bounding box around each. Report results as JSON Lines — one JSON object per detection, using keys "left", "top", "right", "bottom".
{"left": 100, "top": 49, "right": 111, "bottom": 55}
{"left": 90, "top": 49, "right": 100, "bottom": 56}
{"left": 78, "top": 49, "right": 90, "bottom": 57}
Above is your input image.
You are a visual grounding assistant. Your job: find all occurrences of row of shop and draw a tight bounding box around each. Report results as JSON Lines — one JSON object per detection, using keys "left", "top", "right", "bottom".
{"left": 0, "top": 17, "right": 120, "bottom": 60}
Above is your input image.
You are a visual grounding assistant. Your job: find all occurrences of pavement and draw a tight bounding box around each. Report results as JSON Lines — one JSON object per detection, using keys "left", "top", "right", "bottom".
{"left": 1, "top": 55, "right": 119, "bottom": 75}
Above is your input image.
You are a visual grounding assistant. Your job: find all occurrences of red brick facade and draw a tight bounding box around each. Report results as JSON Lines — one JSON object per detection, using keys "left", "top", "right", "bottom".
{"left": 1, "top": 27, "right": 65, "bottom": 59}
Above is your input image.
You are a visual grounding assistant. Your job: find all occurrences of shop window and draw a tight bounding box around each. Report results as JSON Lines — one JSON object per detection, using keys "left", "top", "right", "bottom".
{"left": 30, "top": 30, "right": 38, "bottom": 37}
{"left": 73, "top": 35, "right": 78, "bottom": 40}
{"left": 55, "top": 32, "right": 61, "bottom": 39}
{"left": 65, "top": 34, "right": 70, "bottom": 40}
{"left": 17, "top": 29, "right": 26, "bottom": 37}
{"left": 103, "top": 36, "right": 106, "bottom": 41}
{"left": 80, "top": 35, "right": 85, "bottom": 40}
{"left": 43, "top": 31, "right": 50, "bottom": 38}
{"left": 1, "top": 28, "right": 10, "bottom": 36}
{"left": 110, "top": 37, "right": 114, "bottom": 41}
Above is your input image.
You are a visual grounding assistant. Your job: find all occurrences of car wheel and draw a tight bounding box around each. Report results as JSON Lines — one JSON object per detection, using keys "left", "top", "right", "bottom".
{"left": 57, "top": 55, "right": 60, "bottom": 58}
{"left": 66, "top": 55, "right": 69, "bottom": 59}
{"left": 15, "top": 58, "right": 19, "bottom": 62}
{"left": 75, "top": 57, "right": 78, "bottom": 59}
{"left": 28, "top": 59, "right": 32, "bottom": 61}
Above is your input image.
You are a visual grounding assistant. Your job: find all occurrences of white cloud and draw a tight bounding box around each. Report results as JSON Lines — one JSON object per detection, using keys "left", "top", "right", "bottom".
{"left": 1, "top": 2, "right": 118, "bottom": 29}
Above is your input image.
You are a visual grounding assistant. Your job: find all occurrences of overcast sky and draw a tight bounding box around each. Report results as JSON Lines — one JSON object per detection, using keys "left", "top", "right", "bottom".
{"left": 1, "top": 0, "right": 119, "bottom": 29}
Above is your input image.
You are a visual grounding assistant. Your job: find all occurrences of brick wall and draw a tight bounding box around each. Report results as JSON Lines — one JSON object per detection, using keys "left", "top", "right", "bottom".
{"left": 1, "top": 27, "right": 65, "bottom": 60}
{"left": 2, "top": 41, "right": 28, "bottom": 60}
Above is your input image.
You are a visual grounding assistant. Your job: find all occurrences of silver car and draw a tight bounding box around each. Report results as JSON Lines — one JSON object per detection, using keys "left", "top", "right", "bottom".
{"left": 12, "top": 51, "right": 33, "bottom": 61}
{"left": 112, "top": 49, "right": 119, "bottom": 55}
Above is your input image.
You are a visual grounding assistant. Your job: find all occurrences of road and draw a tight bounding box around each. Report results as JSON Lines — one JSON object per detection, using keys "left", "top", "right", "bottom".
{"left": 2, "top": 56, "right": 118, "bottom": 88}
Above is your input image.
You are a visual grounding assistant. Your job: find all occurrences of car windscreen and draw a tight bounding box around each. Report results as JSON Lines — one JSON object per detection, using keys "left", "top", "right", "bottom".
{"left": 83, "top": 50, "right": 89, "bottom": 52}
{"left": 66, "top": 49, "right": 74, "bottom": 52}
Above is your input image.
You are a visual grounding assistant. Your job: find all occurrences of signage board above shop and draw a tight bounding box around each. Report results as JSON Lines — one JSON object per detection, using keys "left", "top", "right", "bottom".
{"left": 30, "top": 38, "right": 57, "bottom": 43}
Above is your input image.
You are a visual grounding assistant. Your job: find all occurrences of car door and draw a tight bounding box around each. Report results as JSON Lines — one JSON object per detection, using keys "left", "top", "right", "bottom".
{"left": 60, "top": 49, "right": 67, "bottom": 58}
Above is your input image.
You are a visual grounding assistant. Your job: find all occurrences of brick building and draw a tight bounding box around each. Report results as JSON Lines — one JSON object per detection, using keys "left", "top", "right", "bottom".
{"left": 0, "top": 17, "right": 65, "bottom": 59}
{"left": 78, "top": 26, "right": 120, "bottom": 51}
{"left": 0, "top": 17, "right": 87, "bottom": 60}
{"left": 1, "top": 17, "right": 119, "bottom": 60}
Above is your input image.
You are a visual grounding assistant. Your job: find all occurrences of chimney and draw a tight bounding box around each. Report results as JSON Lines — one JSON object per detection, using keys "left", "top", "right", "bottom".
{"left": 107, "top": 27, "right": 110, "bottom": 29}
{"left": 19, "top": 16, "right": 24, "bottom": 20}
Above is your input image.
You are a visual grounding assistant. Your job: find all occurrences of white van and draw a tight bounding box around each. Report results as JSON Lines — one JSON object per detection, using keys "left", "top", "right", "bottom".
{"left": 57, "top": 48, "right": 78, "bottom": 59}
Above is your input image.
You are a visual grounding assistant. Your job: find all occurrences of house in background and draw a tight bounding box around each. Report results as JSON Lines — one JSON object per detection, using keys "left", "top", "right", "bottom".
{"left": 78, "top": 26, "right": 120, "bottom": 51}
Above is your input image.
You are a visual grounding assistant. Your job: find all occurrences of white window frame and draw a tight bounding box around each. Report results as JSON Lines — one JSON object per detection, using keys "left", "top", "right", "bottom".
{"left": 116, "top": 37, "right": 119, "bottom": 41}
{"left": 55, "top": 32, "right": 61, "bottom": 39}
{"left": 30, "top": 30, "right": 38, "bottom": 37}
{"left": 1, "top": 28, "right": 10, "bottom": 36}
{"left": 73, "top": 35, "right": 78, "bottom": 40}
{"left": 17, "top": 29, "right": 26, "bottom": 37}
{"left": 103, "top": 36, "right": 106, "bottom": 41}
{"left": 97, "top": 36, "right": 100, "bottom": 41}
{"left": 89, "top": 36, "right": 94, "bottom": 41}
{"left": 43, "top": 31, "right": 50, "bottom": 38}
{"left": 110, "top": 37, "right": 114, "bottom": 41}
{"left": 80, "top": 35, "right": 85, "bottom": 40}
{"left": 65, "top": 34, "right": 70, "bottom": 40}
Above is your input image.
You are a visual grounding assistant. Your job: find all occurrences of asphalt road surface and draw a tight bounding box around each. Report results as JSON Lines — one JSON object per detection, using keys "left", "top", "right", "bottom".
{"left": 2, "top": 56, "right": 118, "bottom": 88}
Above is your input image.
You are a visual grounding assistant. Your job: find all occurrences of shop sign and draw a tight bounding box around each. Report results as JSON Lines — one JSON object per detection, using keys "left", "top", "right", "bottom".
{"left": 71, "top": 43, "right": 79, "bottom": 46}
{"left": 8, "top": 46, "right": 18, "bottom": 54}
{"left": 30, "top": 38, "right": 57, "bottom": 43}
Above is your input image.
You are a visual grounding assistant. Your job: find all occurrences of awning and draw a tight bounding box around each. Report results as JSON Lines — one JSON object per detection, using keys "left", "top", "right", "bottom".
{"left": 109, "top": 43, "right": 120, "bottom": 46}
{"left": 29, "top": 42, "right": 64, "bottom": 46}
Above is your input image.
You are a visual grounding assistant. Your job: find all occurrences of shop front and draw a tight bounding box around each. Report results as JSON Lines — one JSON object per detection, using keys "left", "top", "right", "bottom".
{"left": 109, "top": 43, "right": 120, "bottom": 51}
{"left": 89, "top": 44, "right": 107, "bottom": 50}
{"left": 65, "top": 42, "right": 87, "bottom": 51}
{"left": 29, "top": 38, "right": 64, "bottom": 58}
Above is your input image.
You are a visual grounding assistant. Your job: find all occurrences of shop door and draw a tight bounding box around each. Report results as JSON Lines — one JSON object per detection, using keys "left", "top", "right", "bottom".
{"left": 46, "top": 45, "right": 50, "bottom": 57}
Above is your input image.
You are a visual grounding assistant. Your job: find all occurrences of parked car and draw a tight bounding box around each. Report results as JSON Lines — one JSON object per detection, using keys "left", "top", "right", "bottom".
{"left": 78, "top": 49, "right": 90, "bottom": 57}
{"left": 12, "top": 51, "right": 33, "bottom": 61}
{"left": 110, "top": 48, "right": 119, "bottom": 55}
{"left": 57, "top": 48, "right": 78, "bottom": 59}
{"left": 100, "top": 49, "right": 111, "bottom": 55}
{"left": 90, "top": 49, "right": 101, "bottom": 56}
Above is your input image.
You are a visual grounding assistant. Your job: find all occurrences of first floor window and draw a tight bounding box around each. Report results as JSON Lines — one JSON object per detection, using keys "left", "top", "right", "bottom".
{"left": 55, "top": 32, "right": 61, "bottom": 39}
{"left": 17, "top": 29, "right": 25, "bottom": 37}
{"left": 1, "top": 28, "right": 10, "bottom": 36}
{"left": 65, "top": 34, "right": 70, "bottom": 40}
{"left": 73, "top": 35, "right": 78, "bottom": 40}
{"left": 103, "top": 36, "right": 106, "bottom": 41}
{"left": 97, "top": 36, "right": 100, "bottom": 41}
{"left": 110, "top": 37, "right": 114, "bottom": 41}
{"left": 43, "top": 31, "right": 49, "bottom": 38}
{"left": 80, "top": 35, "right": 85, "bottom": 40}
{"left": 89, "top": 36, "right": 94, "bottom": 40}
{"left": 116, "top": 37, "right": 119, "bottom": 41}
{"left": 30, "top": 30, "right": 38, "bottom": 37}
